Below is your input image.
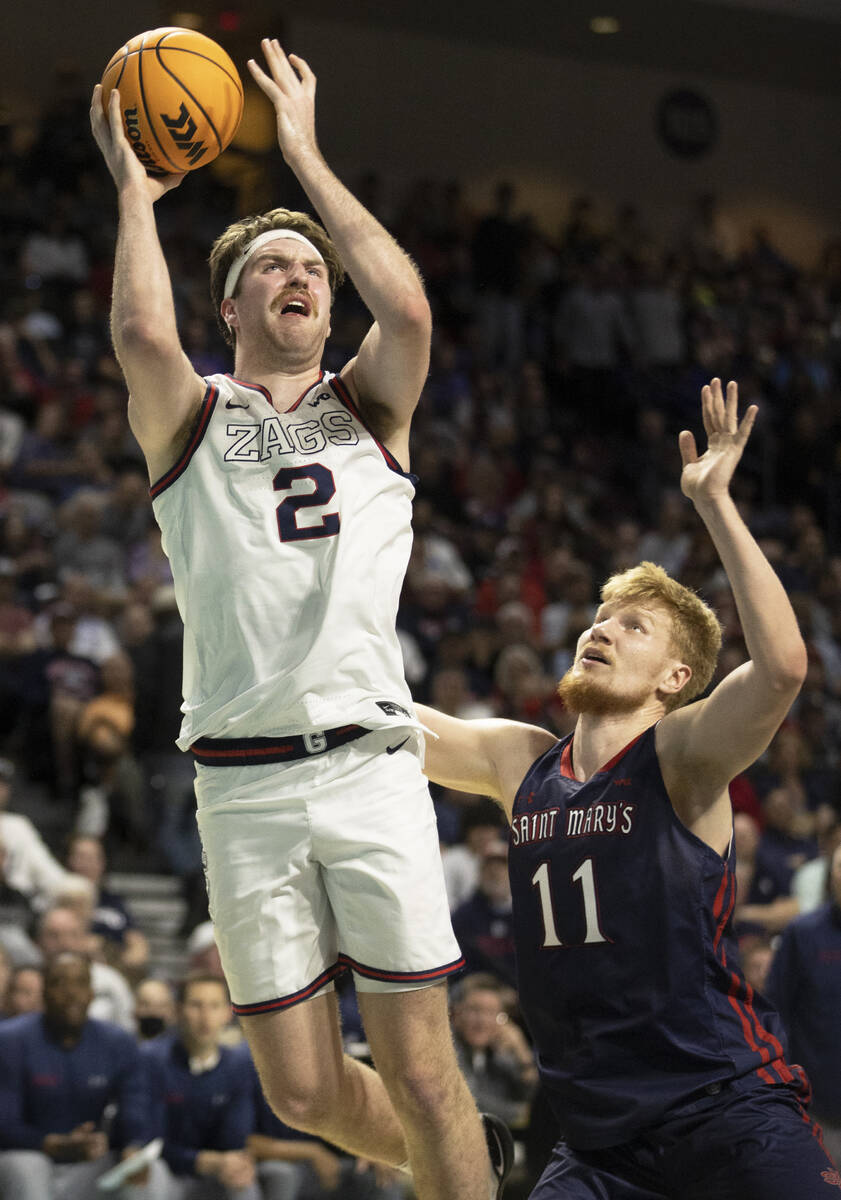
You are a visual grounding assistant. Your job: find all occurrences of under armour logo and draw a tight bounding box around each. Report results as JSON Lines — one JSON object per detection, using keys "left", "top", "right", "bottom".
{"left": 161, "top": 102, "right": 207, "bottom": 165}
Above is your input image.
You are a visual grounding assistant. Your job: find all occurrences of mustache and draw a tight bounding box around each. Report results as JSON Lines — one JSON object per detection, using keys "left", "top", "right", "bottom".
{"left": 271, "top": 290, "right": 316, "bottom": 315}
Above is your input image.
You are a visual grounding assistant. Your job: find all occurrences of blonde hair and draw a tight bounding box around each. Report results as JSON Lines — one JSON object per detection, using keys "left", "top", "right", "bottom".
{"left": 600, "top": 561, "right": 722, "bottom": 711}
{"left": 208, "top": 208, "right": 346, "bottom": 346}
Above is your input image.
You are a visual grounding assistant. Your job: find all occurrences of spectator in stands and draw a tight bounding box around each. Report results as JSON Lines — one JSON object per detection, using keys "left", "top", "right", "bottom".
{"left": 0, "top": 556, "right": 36, "bottom": 659}
{"left": 5, "top": 964, "right": 44, "bottom": 1016}
{"left": 7, "top": 399, "right": 93, "bottom": 504}
{"left": 440, "top": 801, "right": 509, "bottom": 911}
{"left": 635, "top": 489, "right": 691, "bottom": 579}
{"left": 65, "top": 833, "right": 149, "bottom": 979}
{"left": 791, "top": 817, "right": 841, "bottom": 917}
{"left": 35, "top": 901, "right": 134, "bottom": 1030}
{"left": 9, "top": 601, "right": 99, "bottom": 795}
{"left": 743, "top": 785, "right": 819, "bottom": 919}
{"left": 21, "top": 209, "right": 90, "bottom": 289}
{"left": 0, "top": 756, "right": 88, "bottom": 908}
{"left": 143, "top": 973, "right": 259, "bottom": 1198}
{"left": 766, "top": 841, "right": 841, "bottom": 1163}
{"left": 554, "top": 257, "right": 636, "bottom": 430}
{"left": 471, "top": 181, "right": 526, "bottom": 370}
{"left": 52, "top": 488, "right": 126, "bottom": 608}
{"left": 751, "top": 722, "right": 836, "bottom": 835}
{"left": 627, "top": 256, "right": 686, "bottom": 373}
{"left": 186, "top": 921, "right": 225, "bottom": 980}
{"left": 0, "top": 952, "right": 152, "bottom": 1198}
{"left": 0, "top": 827, "right": 37, "bottom": 929}
{"left": 134, "top": 976, "right": 177, "bottom": 1041}
{"left": 450, "top": 973, "right": 537, "bottom": 1129}
{"left": 451, "top": 838, "right": 517, "bottom": 986}
{"left": 73, "top": 653, "right": 149, "bottom": 863}
{"left": 100, "top": 459, "right": 155, "bottom": 549}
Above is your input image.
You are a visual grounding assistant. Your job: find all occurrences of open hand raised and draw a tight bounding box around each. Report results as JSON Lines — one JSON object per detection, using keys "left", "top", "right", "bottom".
{"left": 247, "top": 38, "right": 319, "bottom": 168}
{"left": 679, "top": 378, "right": 757, "bottom": 505}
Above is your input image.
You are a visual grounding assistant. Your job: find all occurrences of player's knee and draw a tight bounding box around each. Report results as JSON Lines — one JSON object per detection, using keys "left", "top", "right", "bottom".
{"left": 381, "top": 1059, "right": 463, "bottom": 1121}
{"left": 262, "top": 1076, "right": 337, "bottom": 1134}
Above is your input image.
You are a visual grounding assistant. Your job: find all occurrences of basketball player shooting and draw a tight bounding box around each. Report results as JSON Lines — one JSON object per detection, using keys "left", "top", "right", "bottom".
{"left": 90, "top": 37, "right": 510, "bottom": 1200}
{"left": 415, "top": 379, "right": 839, "bottom": 1199}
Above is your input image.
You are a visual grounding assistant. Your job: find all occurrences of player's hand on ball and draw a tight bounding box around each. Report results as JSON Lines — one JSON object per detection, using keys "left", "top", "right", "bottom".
{"left": 247, "top": 38, "right": 319, "bottom": 168}
{"left": 90, "top": 85, "right": 185, "bottom": 201}
{"left": 679, "top": 378, "right": 757, "bottom": 505}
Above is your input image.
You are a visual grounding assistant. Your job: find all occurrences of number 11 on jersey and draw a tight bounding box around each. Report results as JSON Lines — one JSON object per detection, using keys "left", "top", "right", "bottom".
{"left": 532, "top": 858, "right": 610, "bottom": 948}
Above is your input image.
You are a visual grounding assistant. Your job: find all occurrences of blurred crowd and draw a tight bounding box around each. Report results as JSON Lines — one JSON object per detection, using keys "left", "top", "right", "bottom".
{"left": 1, "top": 71, "right": 840, "bottom": 1195}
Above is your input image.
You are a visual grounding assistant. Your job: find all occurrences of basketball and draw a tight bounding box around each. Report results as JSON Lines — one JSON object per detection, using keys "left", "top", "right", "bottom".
{"left": 100, "top": 28, "right": 244, "bottom": 176}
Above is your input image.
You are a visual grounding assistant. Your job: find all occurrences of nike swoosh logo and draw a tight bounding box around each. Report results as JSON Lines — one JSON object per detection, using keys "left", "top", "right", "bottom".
{"left": 386, "top": 737, "right": 410, "bottom": 755}
{"left": 226, "top": 399, "right": 249, "bottom": 410}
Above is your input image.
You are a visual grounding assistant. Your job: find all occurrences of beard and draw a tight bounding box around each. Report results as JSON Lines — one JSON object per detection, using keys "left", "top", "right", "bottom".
{"left": 556, "top": 665, "right": 651, "bottom": 717}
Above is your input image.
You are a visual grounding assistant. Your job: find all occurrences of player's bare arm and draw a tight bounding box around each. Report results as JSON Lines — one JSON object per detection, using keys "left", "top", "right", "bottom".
{"left": 90, "top": 85, "right": 205, "bottom": 479}
{"left": 656, "top": 379, "right": 807, "bottom": 841}
{"left": 414, "top": 703, "right": 556, "bottom": 822}
{"left": 248, "top": 40, "right": 431, "bottom": 464}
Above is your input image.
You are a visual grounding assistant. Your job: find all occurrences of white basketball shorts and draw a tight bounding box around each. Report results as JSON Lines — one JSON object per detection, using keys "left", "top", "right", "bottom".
{"left": 193, "top": 727, "right": 464, "bottom": 1014}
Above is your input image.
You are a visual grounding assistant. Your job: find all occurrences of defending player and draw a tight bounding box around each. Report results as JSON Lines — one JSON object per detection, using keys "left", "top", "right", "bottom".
{"left": 416, "top": 379, "right": 839, "bottom": 1198}
{"left": 90, "top": 37, "right": 509, "bottom": 1200}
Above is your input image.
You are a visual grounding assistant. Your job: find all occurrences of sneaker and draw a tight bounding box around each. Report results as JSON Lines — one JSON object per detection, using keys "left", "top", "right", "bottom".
{"left": 482, "top": 1112, "right": 514, "bottom": 1198}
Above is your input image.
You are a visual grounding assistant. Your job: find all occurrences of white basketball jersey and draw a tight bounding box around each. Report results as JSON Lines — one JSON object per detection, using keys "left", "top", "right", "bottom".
{"left": 151, "top": 371, "right": 419, "bottom": 748}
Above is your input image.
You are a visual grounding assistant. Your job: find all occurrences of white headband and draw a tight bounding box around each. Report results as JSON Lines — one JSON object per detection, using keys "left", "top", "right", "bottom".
{"left": 223, "top": 229, "right": 325, "bottom": 299}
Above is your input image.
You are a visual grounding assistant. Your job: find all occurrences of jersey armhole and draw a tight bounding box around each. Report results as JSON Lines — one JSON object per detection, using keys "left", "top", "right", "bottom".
{"left": 150, "top": 381, "right": 218, "bottom": 500}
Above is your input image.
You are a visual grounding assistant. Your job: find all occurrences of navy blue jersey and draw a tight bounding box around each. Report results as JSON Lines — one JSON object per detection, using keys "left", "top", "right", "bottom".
{"left": 509, "top": 725, "right": 805, "bottom": 1150}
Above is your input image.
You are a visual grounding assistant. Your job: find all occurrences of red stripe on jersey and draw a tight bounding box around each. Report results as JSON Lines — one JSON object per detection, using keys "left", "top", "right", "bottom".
{"left": 559, "top": 731, "right": 647, "bottom": 781}
{"left": 192, "top": 743, "right": 296, "bottom": 758}
{"left": 286, "top": 370, "right": 325, "bottom": 412}
{"left": 224, "top": 374, "right": 274, "bottom": 404}
{"left": 338, "top": 953, "right": 465, "bottom": 982}
{"left": 726, "top": 972, "right": 775, "bottom": 1083}
{"left": 150, "top": 383, "right": 217, "bottom": 498}
{"left": 330, "top": 374, "right": 407, "bottom": 475}
{"left": 741, "top": 979, "right": 792, "bottom": 1082}
{"left": 713, "top": 868, "right": 735, "bottom": 958}
{"left": 794, "top": 1095, "right": 834, "bottom": 1163}
{"left": 232, "top": 962, "right": 344, "bottom": 1014}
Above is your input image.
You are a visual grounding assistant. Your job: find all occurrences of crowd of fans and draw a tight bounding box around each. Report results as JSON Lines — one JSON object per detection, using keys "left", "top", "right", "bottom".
{"left": 1, "top": 70, "right": 840, "bottom": 1195}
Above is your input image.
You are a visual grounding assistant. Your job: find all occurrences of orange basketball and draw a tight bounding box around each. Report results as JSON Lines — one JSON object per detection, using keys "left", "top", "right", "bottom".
{"left": 100, "top": 28, "right": 244, "bottom": 176}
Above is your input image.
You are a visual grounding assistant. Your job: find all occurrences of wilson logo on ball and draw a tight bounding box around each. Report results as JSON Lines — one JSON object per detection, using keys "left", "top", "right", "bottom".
{"left": 123, "top": 107, "right": 160, "bottom": 173}
{"left": 160, "top": 102, "right": 207, "bottom": 166}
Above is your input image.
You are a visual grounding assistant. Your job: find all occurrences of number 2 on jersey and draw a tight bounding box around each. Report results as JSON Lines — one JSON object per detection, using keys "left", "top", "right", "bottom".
{"left": 273, "top": 464, "right": 340, "bottom": 542}
{"left": 532, "top": 858, "right": 610, "bottom": 947}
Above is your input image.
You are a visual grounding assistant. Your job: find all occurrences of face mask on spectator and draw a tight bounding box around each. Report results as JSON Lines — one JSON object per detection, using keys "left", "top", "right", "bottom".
{"left": 137, "top": 1015, "right": 167, "bottom": 1039}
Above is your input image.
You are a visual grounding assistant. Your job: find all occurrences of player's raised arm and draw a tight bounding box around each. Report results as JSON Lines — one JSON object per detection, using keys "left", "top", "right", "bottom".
{"left": 247, "top": 39, "right": 431, "bottom": 456}
{"left": 657, "top": 379, "right": 807, "bottom": 800}
{"left": 90, "top": 86, "right": 205, "bottom": 473}
{"left": 415, "top": 704, "right": 556, "bottom": 821}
